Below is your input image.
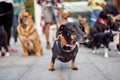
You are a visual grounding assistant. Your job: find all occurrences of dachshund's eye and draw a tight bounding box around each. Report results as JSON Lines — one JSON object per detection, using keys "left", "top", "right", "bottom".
{"left": 72, "top": 26, "right": 77, "bottom": 31}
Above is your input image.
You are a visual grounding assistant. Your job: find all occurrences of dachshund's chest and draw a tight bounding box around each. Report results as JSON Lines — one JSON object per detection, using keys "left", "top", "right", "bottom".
{"left": 57, "top": 49, "right": 77, "bottom": 62}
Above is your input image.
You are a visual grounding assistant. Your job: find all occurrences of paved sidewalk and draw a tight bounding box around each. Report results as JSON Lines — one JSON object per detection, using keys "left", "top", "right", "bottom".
{"left": 0, "top": 33, "right": 120, "bottom": 80}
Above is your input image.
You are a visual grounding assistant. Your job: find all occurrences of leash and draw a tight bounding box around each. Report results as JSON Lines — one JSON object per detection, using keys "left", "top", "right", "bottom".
{"left": 50, "top": 0, "right": 60, "bottom": 28}
{"left": 0, "top": 0, "right": 33, "bottom": 17}
{"left": 21, "top": 29, "right": 36, "bottom": 37}
{"left": 0, "top": 11, "right": 13, "bottom": 16}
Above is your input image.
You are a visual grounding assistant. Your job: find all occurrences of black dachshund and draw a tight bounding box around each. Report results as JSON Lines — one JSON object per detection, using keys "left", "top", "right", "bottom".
{"left": 49, "top": 22, "right": 87, "bottom": 71}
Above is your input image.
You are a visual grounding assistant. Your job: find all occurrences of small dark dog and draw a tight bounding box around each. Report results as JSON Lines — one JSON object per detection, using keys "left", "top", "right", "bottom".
{"left": 0, "top": 27, "right": 9, "bottom": 57}
{"left": 103, "top": 4, "right": 118, "bottom": 16}
{"left": 108, "top": 20, "right": 120, "bottom": 52}
{"left": 89, "top": 4, "right": 119, "bottom": 38}
{"left": 89, "top": 22, "right": 109, "bottom": 38}
{"left": 49, "top": 22, "right": 87, "bottom": 71}
{"left": 87, "top": 31, "right": 116, "bottom": 58}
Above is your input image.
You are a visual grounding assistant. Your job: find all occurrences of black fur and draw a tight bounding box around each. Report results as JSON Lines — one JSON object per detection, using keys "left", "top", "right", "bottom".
{"left": 89, "top": 4, "right": 119, "bottom": 39}
{"left": 103, "top": 4, "right": 118, "bottom": 16}
{"left": 50, "top": 22, "right": 87, "bottom": 70}
{"left": 88, "top": 31, "right": 115, "bottom": 49}
{"left": 0, "top": 27, "right": 9, "bottom": 56}
{"left": 82, "top": 4, "right": 119, "bottom": 56}
{"left": 82, "top": 31, "right": 116, "bottom": 58}
{"left": 117, "top": 44, "right": 120, "bottom": 51}
{"left": 89, "top": 22, "right": 109, "bottom": 38}
{"left": 109, "top": 21, "right": 120, "bottom": 31}
{"left": 116, "top": 34, "right": 120, "bottom": 51}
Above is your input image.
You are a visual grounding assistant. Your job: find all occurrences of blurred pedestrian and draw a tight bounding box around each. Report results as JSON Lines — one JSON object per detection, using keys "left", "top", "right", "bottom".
{"left": 88, "top": 0, "right": 106, "bottom": 27}
{"left": 13, "top": 0, "right": 25, "bottom": 45}
{"left": 0, "top": 0, "right": 17, "bottom": 52}
{"left": 114, "top": 0, "right": 120, "bottom": 13}
{"left": 37, "top": 0, "right": 60, "bottom": 49}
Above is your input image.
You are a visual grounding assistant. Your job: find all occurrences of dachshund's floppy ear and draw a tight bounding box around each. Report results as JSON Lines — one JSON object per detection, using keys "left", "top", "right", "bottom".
{"left": 56, "top": 25, "right": 65, "bottom": 37}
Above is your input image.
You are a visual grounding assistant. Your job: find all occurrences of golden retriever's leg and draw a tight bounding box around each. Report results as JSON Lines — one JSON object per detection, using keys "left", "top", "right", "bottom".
{"left": 71, "top": 56, "right": 78, "bottom": 70}
{"left": 34, "top": 38, "right": 41, "bottom": 56}
{"left": 21, "top": 43, "right": 29, "bottom": 57}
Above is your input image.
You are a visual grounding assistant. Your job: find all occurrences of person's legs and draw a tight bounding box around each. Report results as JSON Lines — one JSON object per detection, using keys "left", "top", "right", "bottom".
{"left": 90, "top": 10, "right": 96, "bottom": 27}
{"left": 44, "top": 23, "right": 51, "bottom": 49}
{"left": 3, "top": 3, "right": 17, "bottom": 52}
{"left": 95, "top": 10, "right": 101, "bottom": 19}
{"left": 44, "top": 7, "right": 54, "bottom": 49}
{"left": 13, "top": 15, "right": 18, "bottom": 43}
{"left": 3, "top": 3, "right": 13, "bottom": 46}
{"left": 0, "top": 2, "right": 5, "bottom": 27}
{"left": 90, "top": 10, "right": 101, "bottom": 27}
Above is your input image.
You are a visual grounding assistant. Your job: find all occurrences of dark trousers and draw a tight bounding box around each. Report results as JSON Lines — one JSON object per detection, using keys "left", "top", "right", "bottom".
{"left": 0, "top": 2, "right": 13, "bottom": 45}
{"left": 13, "top": 15, "right": 18, "bottom": 42}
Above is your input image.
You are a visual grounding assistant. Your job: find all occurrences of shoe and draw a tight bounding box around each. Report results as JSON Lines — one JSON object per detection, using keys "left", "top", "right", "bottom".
{"left": 5, "top": 52, "right": 10, "bottom": 57}
{"left": 46, "top": 42, "right": 51, "bottom": 49}
{"left": 46, "top": 44, "right": 51, "bottom": 49}
{"left": 14, "top": 42, "right": 19, "bottom": 46}
{"left": 7, "top": 45, "right": 17, "bottom": 53}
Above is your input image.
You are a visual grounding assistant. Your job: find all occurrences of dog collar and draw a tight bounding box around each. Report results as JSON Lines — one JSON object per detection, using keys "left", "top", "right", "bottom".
{"left": 60, "top": 35, "right": 76, "bottom": 52}
{"left": 97, "top": 18, "right": 108, "bottom": 26}
{"left": 62, "top": 44, "right": 76, "bottom": 52}
{"left": 22, "top": 29, "right": 36, "bottom": 37}
{"left": 28, "top": 29, "right": 36, "bottom": 36}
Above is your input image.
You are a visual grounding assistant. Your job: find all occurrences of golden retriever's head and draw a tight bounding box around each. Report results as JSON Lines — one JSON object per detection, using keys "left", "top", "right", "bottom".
{"left": 18, "top": 11, "right": 33, "bottom": 28}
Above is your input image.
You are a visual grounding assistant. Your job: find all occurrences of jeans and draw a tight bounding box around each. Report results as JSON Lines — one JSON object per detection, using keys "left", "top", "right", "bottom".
{"left": 13, "top": 15, "right": 18, "bottom": 42}
{"left": 90, "top": 10, "right": 101, "bottom": 27}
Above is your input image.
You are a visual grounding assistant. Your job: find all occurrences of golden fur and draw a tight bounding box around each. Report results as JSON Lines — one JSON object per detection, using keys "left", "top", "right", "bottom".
{"left": 59, "top": 10, "right": 70, "bottom": 25}
{"left": 17, "top": 11, "right": 43, "bottom": 56}
{"left": 79, "top": 18, "right": 90, "bottom": 35}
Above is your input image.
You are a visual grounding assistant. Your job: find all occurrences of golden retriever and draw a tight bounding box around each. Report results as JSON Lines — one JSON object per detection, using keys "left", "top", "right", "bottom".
{"left": 17, "top": 11, "right": 43, "bottom": 56}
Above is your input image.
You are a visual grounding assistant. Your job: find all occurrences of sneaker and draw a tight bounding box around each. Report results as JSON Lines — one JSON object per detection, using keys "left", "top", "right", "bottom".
{"left": 5, "top": 52, "right": 10, "bottom": 57}
{"left": 46, "top": 42, "right": 51, "bottom": 49}
{"left": 14, "top": 42, "right": 19, "bottom": 46}
{"left": 46, "top": 44, "right": 51, "bottom": 49}
{"left": 7, "top": 45, "right": 17, "bottom": 53}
